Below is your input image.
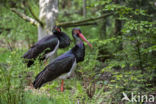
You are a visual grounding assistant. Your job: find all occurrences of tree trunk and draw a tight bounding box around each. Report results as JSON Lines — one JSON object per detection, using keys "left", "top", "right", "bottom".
{"left": 114, "top": 0, "right": 122, "bottom": 35}
{"left": 100, "top": 19, "right": 107, "bottom": 39}
{"left": 83, "top": 0, "right": 87, "bottom": 17}
{"left": 114, "top": 19, "right": 122, "bottom": 35}
{"left": 38, "top": 0, "right": 59, "bottom": 40}
{"left": 114, "top": 0, "right": 122, "bottom": 50}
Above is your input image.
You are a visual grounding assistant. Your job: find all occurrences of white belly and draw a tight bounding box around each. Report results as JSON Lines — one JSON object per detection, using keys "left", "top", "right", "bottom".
{"left": 45, "top": 40, "right": 60, "bottom": 59}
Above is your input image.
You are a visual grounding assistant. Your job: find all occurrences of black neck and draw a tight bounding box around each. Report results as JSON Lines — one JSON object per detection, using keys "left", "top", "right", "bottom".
{"left": 71, "top": 35, "right": 85, "bottom": 62}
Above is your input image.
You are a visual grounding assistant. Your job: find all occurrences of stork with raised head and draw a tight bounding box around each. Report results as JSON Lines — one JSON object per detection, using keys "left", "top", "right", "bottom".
{"left": 33, "top": 28, "right": 92, "bottom": 92}
{"left": 22, "top": 26, "right": 70, "bottom": 67}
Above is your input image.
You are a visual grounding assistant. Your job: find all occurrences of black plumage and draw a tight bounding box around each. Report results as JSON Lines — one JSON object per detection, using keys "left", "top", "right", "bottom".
{"left": 22, "top": 26, "right": 70, "bottom": 67}
{"left": 58, "top": 32, "right": 70, "bottom": 48}
{"left": 33, "top": 51, "right": 75, "bottom": 88}
{"left": 33, "top": 28, "right": 91, "bottom": 89}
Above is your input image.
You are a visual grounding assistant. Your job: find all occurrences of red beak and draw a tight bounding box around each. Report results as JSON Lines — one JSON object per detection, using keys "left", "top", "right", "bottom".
{"left": 79, "top": 33, "right": 92, "bottom": 48}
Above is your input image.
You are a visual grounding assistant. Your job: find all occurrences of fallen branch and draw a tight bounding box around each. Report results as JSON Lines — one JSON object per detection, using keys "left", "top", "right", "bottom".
{"left": 62, "top": 22, "right": 97, "bottom": 28}
{"left": 57, "top": 13, "right": 113, "bottom": 27}
{"left": 11, "top": 7, "right": 112, "bottom": 28}
{"left": 11, "top": 8, "right": 39, "bottom": 26}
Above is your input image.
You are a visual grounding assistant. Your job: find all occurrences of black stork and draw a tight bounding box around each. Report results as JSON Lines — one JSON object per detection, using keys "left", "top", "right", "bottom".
{"left": 22, "top": 26, "right": 70, "bottom": 67}
{"left": 33, "top": 28, "right": 92, "bottom": 92}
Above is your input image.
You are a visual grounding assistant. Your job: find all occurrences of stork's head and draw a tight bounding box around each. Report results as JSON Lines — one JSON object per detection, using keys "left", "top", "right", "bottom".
{"left": 72, "top": 28, "right": 92, "bottom": 48}
{"left": 52, "top": 26, "right": 61, "bottom": 34}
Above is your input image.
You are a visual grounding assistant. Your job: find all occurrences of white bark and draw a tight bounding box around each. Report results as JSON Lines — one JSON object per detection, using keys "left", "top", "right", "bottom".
{"left": 38, "top": 0, "right": 59, "bottom": 40}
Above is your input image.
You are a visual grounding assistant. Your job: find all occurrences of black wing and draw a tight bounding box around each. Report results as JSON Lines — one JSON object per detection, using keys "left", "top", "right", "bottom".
{"left": 59, "top": 32, "right": 71, "bottom": 48}
{"left": 33, "top": 52, "right": 75, "bottom": 89}
{"left": 22, "top": 35, "right": 58, "bottom": 67}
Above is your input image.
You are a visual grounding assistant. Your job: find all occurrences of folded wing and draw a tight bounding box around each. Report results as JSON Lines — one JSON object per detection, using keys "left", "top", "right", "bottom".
{"left": 33, "top": 52, "right": 75, "bottom": 89}
{"left": 22, "top": 35, "right": 58, "bottom": 67}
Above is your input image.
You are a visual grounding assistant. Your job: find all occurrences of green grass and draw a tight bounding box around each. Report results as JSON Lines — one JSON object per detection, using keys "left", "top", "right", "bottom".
{"left": 1, "top": 47, "right": 154, "bottom": 104}
{"left": 0, "top": 48, "right": 92, "bottom": 104}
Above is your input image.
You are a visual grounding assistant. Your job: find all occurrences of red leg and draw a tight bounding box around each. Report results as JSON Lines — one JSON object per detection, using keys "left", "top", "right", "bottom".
{"left": 44, "top": 59, "right": 47, "bottom": 65}
{"left": 61, "top": 80, "right": 64, "bottom": 92}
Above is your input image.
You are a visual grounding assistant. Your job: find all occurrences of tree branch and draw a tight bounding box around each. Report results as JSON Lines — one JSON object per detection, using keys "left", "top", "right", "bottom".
{"left": 11, "top": 8, "right": 39, "bottom": 26}
{"left": 25, "top": 1, "right": 44, "bottom": 27}
{"left": 57, "top": 13, "right": 113, "bottom": 27}
{"left": 11, "top": 7, "right": 112, "bottom": 28}
{"left": 63, "top": 22, "right": 97, "bottom": 28}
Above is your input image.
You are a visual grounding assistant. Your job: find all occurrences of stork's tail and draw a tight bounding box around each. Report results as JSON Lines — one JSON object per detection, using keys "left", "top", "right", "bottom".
{"left": 27, "top": 60, "right": 34, "bottom": 67}
{"left": 33, "top": 71, "right": 45, "bottom": 89}
{"left": 22, "top": 48, "right": 35, "bottom": 67}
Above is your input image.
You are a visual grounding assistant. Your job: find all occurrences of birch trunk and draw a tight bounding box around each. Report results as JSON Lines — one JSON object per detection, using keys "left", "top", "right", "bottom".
{"left": 38, "top": 0, "right": 59, "bottom": 40}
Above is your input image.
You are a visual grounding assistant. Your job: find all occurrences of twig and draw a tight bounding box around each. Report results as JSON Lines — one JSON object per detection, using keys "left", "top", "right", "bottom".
{"left": 6, "top": 40, "right": 13, "bottom": 51}
{"left": 11, "top": 8, "right": 39, "bottom": 26}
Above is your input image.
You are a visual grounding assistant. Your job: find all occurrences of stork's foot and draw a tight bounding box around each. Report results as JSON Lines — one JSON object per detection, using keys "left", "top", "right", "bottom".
{"left": 61, "top": 80, "right": 64, "bottom": 92}
{"left": 44, "top": 59, "right": 47, "bottom": 65}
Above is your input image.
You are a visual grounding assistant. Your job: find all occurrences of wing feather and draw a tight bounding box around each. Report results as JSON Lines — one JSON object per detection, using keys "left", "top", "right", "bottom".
{"left": 33, "top": 53, "right": 75, "bottom": 89}
{"left": 22, "top": 35, "right": 58, "bottom": 67}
